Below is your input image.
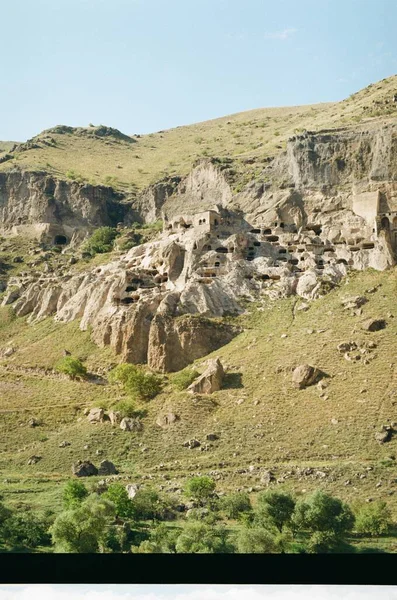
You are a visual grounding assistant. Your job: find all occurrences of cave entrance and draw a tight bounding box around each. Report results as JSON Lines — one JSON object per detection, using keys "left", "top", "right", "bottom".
{"left": 54, "top": 235, "right": 67, "bottom": 245}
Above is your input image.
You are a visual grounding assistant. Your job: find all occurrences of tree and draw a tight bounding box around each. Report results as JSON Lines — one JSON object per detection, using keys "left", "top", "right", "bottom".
{"left": 2, "top": 512, "right": 50, "bottom": 549}
{"left": 184, "top": 477, "right": 216, "bottom": 504}
{"left": 50, "top": 495, "right": 115, "bottom": 553}
{"left": 221, "top": 492, "right": 252, "bottom": 520}
{"left": 63, "top": 480, "right": 89, "bottom": 509}
{"left": 103, "top": 484, "right": 134, "bottom": 520}
{"left": 175, "top": 522, "right": 234, "bottom": 553}
{"left": 255, "top": 491, "right": 296, "bottom": 532}
{"left": 292, "top": 491, "right": 354, "bottom": 537}
{"left": 55, "top": 356, "right": 87, "bottom": 380}
{"left": 236, "top": 527, "right": 278, "bottom": 553}
{"left": 354, "top": 501, "right": 392, "bottom": 536}
{"left": 84, "top": 227, "right": 118, "bottom": 255}
{"left": 132, "top": 523, "right": 179, "bottom": 553}
{"left": 109, "top": 363, "right": 162, "bottom": 401}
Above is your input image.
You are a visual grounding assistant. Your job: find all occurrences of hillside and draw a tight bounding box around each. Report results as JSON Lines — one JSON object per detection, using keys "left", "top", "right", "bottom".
{"left": 0, "top": 76, "right": 397, "bottom": 553}
{"left": 1, "top": 75, "right": 397, "bottom": 192}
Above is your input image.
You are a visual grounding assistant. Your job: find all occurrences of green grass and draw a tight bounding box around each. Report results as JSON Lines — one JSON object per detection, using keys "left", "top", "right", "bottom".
{"left": 0, "top": 268, "right": 397, "bottom": 519}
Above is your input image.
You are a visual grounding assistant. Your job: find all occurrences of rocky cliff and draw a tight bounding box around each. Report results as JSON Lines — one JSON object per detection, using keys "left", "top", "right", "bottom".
{"left": 1, "top": 120, "right": 397, "bottom": 371}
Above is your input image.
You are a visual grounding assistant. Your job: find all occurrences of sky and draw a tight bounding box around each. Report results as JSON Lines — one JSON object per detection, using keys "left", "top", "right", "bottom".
{"left": 0, "top": 586, "right": 397, "bottom": 600}
{"left": 2, "top": 0, "right": 397, "bottom": 141}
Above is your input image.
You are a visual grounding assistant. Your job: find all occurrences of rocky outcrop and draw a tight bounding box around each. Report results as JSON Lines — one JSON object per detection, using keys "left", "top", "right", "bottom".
{"left": 98, "top": 460, "right": 118, "bottom": 475}
{"left": 72, "top": 460, "right": 98, "bottom": 477}
{"left": 0, "top": 169, "right": 128, "bottom": 244}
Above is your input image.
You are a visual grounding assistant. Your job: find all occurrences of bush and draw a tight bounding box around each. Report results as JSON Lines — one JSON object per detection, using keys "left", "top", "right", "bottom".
{"left": 255, "top": 491, "right": 296, "bottom": 532}
{"left": 63, "top": 480, "right": 89, "bottom": 509}
{"left": 131, "top": 523, "right": 179, "bottom": 553}
{"left": 176, "top": 522, "right": 233, "bottom": 553}
{"left": 236, "top": 527, "right": 277, "bottom": 553}
{"left": 103, "top": 484, "right": 134, "bottom": 520}
{"left": 84, "top": 227, "right": 118, "bottom": 256}
{"left": 184, "top": 477, "right": 216, "bottom": 503}
{"left": 113, "top": 399, "right": 137, "bottom": 418}
{"left": 50, "top": 495, "right": 115, "bottom": 553}
{"left": 306, "top": 531, "right": 340, "bottom": 554}
{"left": 109, "top": 363, "right": 162, "bottom": 401}
{"left": 292, "top": 491, "right": 354, "bottom": 537}
{"left": 221, "top": 492, "right": 252, "bottom": 520}
{"left": 172, "top": 368, "right": 199, "bottom": 391}
{"left": 2, "top": 512, "right": 50, "bottom": 549}
{"left": 55, "top": 356, "right": 87, "bottom": 380}
{"left": 131, "top": 488, "right": 176, "bottom": 521}
{"left": 354, "top": 501, "right": 392, "bottom": 536}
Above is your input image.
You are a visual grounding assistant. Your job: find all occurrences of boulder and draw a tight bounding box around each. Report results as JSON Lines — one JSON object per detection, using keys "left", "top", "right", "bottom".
{"left": 260, "top": 470, "right": 275, "bottom": 485}
{"left": 292, "top": 364, "right": 322, "bottom": 389}
{"left": 98, "top": 460, "right": 118, "bottom": 475}
{"left": 87, "top": 408, "right": 104, "bottom": 423}
{"left": 375, "top": 426, "right": 393, "bottom": 444}
{"left": 337, "top": 341, "right": 357, "bottom": 353}
{"left": 183, "top": 439, "right": 201, "bottom": 449}
{"left": 188, "top": 358, "right": 225, "bottom": 395}
{"left": 107, "top": 410, "right": 122, "bottom": 426}
{"left": 27, "top": 455, "right": 41, "bottom": 465}
{"left": 342, "top": 296, "right": 368, "bottom": 310}
{"left": 156, "top": 412, "right": 179, "bottom": 428}
{"left": 126, "top": 483, "right": 141, "bottom": 499}
{"left": 206, "top": 433, "right": 219, "bottom": 441}
{"left": 120, "top": 417, "right": 143, "bottom": 432}
{"left": 361, "top": 318, "right": 387, "bottom": 332}
{"left": 72, "top": 460, "right": 98, "bottom": 477}
{"left": 28, "top": 418, "right": 39, "bottom": 428}
{"left": 59, "top": 440, "right": 71, "bottom": 448}
{"left": 2, "top": 347, "right": 15, "bottom": 357}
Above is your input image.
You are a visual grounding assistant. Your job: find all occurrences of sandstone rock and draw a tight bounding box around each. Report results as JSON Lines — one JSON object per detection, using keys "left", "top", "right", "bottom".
{"left": 260, "top": 470, "right": 275, "bottom": 485}
{"left": 27, "top": 455, "right": 41, "bottom": 465}
{"left": 72, "top": 460, "right": 98, "bottom": 477}
{"left": 292, "top": 364, "right": 322, "bottom": 389}
{"left": 120, "top": 417, "right": 143, "bottom": 432}
{"left": 107, "top": 410, "right": 122, "bottom": 426}
{"left": 156, "top": 412, "right": 179, "bottom": 428}
{"left": 126, "top": 483, "right": 141, "bottom": 499}
{"left": 188, "top": 358, "right": 224, "bottom": 394}
{"left": 361, "top": 318, "right": 387, "bottom": 332}
{"left": 183, "top": 439, "right": 201, "bottom": 449}
{"left": 87, "top": 408, "right": 105, "bottom": 423}
{"left": 98, "top": 460, "right": 118, "bottom": 475}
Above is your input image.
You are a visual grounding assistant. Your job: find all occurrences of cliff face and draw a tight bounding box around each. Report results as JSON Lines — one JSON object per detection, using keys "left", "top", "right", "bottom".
{"left": 0, "top": 170, "right": 128, "bottom": 244}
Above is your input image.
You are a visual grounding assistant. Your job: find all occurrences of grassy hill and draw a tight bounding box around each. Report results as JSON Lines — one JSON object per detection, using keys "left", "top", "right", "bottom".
{"left": 1, "top": 267, "right": 397, "bottom": 521}
{"left": 1, "top": 75, "right": 397, "bottom": 192}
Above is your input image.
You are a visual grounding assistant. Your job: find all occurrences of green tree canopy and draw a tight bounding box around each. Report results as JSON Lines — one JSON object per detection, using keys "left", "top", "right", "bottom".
{"left": 255, "top": 491, "right": 296, "bottom": 532}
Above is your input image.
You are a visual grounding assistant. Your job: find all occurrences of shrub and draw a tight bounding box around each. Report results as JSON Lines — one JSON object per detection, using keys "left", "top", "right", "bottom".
{"left": 292, "top": 491, "right": 354, "bottom": 536}
{"left": 131, "top": 488, "right": 176, "bottom": 522}
{"left": 109, "top": 363, "right": 162, "bottom": 401}
{"left": 50, "top": 495, "right": 115, "bottom": 553}
{"left": 221, "top": 492, "right": 252, "bottom": 520}
{"left": 236, "top": 527, "right": 277, "bottom": 553}
{"left": 306, "top": 531, "right": 340, "bottom": 554}
{"left": 354, "top": 501, "right": 392, "bottom": 536}
{"left": 103, "top": 484, "right": 134, "bottom": 520}
{"left": 2, "top": 512, "right": 50, "bottom": 549}
{"left": 176, "top": 523, "right": 233, "bottom": 553}
{"left": 255, "top": 491, "right": 296, "bottom": 532}
{"left": 132, "top": 523, "right": 179, "bottom": 553}
{"left": 55, "top": 356, "right": 87, "bottom": 380}
{"left": 63, "top": 480, "right": 89, "bottom": 509}
{"left": 184, "top": 477, "right": 216, "bottom": 503}
{"left": 113, "top": 399, "right": 137, "bottom": 418}
{"left": 84, "top": 227, "right": 118, "bottom": 256}
{"left": 172, "top": 368, "right": 199, "bottom": 391}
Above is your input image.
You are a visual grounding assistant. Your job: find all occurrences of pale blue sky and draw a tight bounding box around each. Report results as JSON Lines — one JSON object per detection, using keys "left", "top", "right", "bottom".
{"left": 2, "top": 0, "right": 396, "bottom": 141}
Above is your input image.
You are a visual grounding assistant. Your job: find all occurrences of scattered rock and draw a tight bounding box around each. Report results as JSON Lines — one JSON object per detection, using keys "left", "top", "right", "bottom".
{"left": 292, "top": 364, "right": 322, "bottom": 389}
{"left": 183, "top": 439, "right": 201, "bottom": 449}
{"left": 361, "top": 318, "right": 387, "bottom": 332}
{"left": 72, "top": 460, "right": 98, "bottom": 477}
{"left": 87, "top": 408, "right": 104, "bottom": 423}
{"left": 156, "top": 412, "right": 179, "bottom": 428}
{"left": 337, "top": 341, "right": 357, "bottom": 353}
{"left": 120, "top": 418, "right": 143, "bottom": 432}
{"left": 107, "top": 410, "right": 121, "bottom": 426}
{"left": 28, "top": 418, "right": 39, "bottom": 428}
{"left": 260, "top": 470, "right": 275, "bottom": 485}
{"left": 188, "top": 358, "right": 225, "bottom": 395}
{"left": 27, "top": 455, "right": 41, "bottom": 465}
{"left": 342, "top": 296, "right": 368, "bottom": 310}
{"left": 59, "top": 441, "right": 71, "bottom": 448}
{"left": 126, "top": 483, "right": 140, "bottom": 499}
{"left": 2, "top": 347, "right": 15, "bottom": 357}
{"left": 98, "top": 460, "right": 118, "bottom": 475}
{"left": 206, "top": 433, "right": 219, "bottom": 441}
{"left": 375, "top": 426, "right": 393, "bottom": 444}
